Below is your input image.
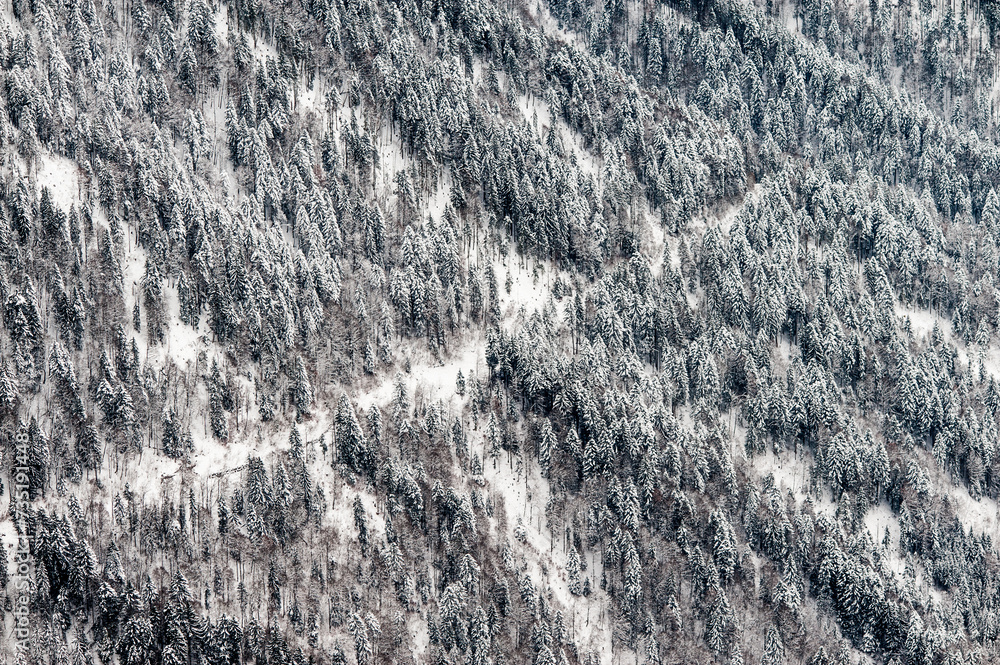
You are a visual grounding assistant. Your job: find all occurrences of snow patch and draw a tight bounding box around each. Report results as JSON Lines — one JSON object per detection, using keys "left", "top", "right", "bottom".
{"left": 645, "top": 212, "right": 666, "bottom": 276}
{"left": 354, "top": 339, "right": 485, "bottom": 413}
{"left": 480, "top": 436, "right": 615, "bottom": 660}
{"left": 897, "top": 305, "right": 948, "bottom": 343}
{"left": 214, "top": 5, "right": 229, "bottom": 48}
{"left": 751, "top": 447, "right": 835, "bottom": 514}
{"left": 944, "top": 483, "right": 1000, "bottom": 542}
{"left": 252, "top": 36, "right": 278, "bottom": 63}
{"left": 493, "top": 250, "right": 553, "bottom": 328}
{"left": 864, "top": 501, "right": 905, "bottom": 580}
{"left": 37, "top": 153, "right": 80, "bottom": 211}
{"left": 0, "top": 509, "right": 19, "bottom": 568}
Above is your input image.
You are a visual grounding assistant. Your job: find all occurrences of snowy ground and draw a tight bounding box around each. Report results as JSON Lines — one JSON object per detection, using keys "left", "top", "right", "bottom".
{"left": 36, "top": 153, "right": 81, "bottom": 211}
{"left": 481, "top": 436, "right": 614, "bottom": 660}
{"left": 751, "top": 447, "right": 832, "bottom": 511}
{"left": 863, "top": 501, "right": 906, "bottom": 579}
{"left": 896, "top": 305, "right": 951, "bottom": 345}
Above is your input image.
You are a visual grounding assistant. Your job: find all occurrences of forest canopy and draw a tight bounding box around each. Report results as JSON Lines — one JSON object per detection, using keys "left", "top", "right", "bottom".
{"left": 1, "top": 0, "right": 1000, "bottom": 662}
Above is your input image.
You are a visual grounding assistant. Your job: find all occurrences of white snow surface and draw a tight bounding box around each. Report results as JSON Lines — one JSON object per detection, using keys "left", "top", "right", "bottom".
{"left": 752, "top": 447, "right": 829, "bottom": 510}
{"left": 354, "top": 339, "right": 485, "bottom": 413}
{"left": 864, "top": 501, "right": 906, "bottom": 580}
{"left": 37, "top": 153, "right": 81, "bottom": 211}
{"left": 483, "top": 446, "right": 614, "bottom": 660}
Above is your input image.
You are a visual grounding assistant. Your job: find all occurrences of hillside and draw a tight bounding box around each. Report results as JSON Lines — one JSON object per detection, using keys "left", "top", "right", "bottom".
{"left": 2, "top": 0, "right": 1000, "bottom": 663}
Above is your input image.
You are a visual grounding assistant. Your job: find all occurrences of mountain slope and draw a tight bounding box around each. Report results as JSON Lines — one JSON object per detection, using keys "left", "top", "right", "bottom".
{"left": 3, "top": 0, "right": 1000, "bottom": 663}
